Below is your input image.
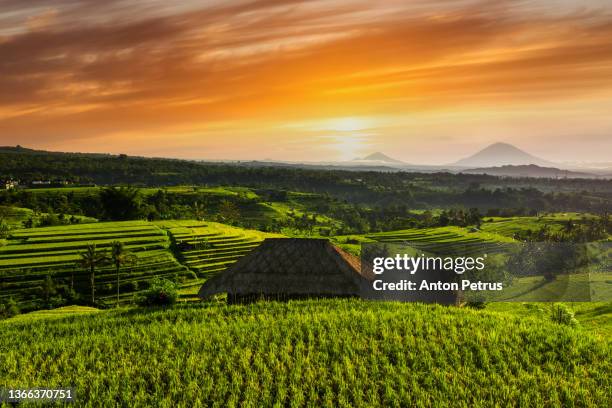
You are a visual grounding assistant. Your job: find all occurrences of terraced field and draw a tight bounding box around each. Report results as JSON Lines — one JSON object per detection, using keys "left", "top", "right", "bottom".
{"left": 480, "top": 213, "right": 595, "bottom": 238}
{"left": 366, "top": 226, "right": 514, "bottom": 256}
{"left": 159, "top": 221, "right": 281, "bottom": 279}
{"left": 0, "top": 221, "right": 193, "bottom": 310}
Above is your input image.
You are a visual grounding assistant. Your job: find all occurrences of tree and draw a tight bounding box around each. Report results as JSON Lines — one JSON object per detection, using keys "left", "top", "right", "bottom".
{"left": 137, "top": 278, "right": 178, "bottom": 307}
{"left": 78, "top": 244, "right": 108, "bottom": 304}
{"left": 99, "top": 187, "right": 142, "bottom": 221}
{"left": 0, "top": 297, "right": 19, "bottom": 319}
{"left": 217, "top": 200, "right": 240, "bottom": 224}
{"left": 0, "top": 205, "right": 10, "bottom": 222}
{"left": 22, "top": 217, "right": 34, "bottom": 228}
{"left": 193, "top": 201, "right": 206, "bottom": 220}
{"left": 0, "top": 206, "right": 11, "bottom": 239}
{"left": 0, "top": 220, "right": 9, "bottom": 239}
{"left": 110, "top": 241, "right": 137, "bottom": 307}
{"left": 41, "top": 274, "right": 57, "bottom": 306}
{"left": 467, "top": 208, "right": 482, "bottom": 228}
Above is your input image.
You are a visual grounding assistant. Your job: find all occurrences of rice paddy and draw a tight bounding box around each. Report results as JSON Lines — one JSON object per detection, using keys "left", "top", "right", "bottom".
{"left": 158, "top": 220, "right": 281, "bottom": 279}
{"left": 0, "top": 221, "right": 192, "bottom": 309}
{"left": 365, "top": 226, "right": 514, "bottom": 256}
{"left": 0, "top": 300, "right": 609, "bottom": 407}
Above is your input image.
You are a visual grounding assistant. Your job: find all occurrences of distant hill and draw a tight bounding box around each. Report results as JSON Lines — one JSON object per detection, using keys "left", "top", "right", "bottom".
{"left": 461, "top": 164, "right": 598, "bottom": 179}
{"left": 0, "top": 145, "right": 112, "bottom": 157}
{"left": 454, "top": 143, "right": 552, "bottom": 167}
{"left": 0, "top": 145, "right": 38, "bottom": 154}
{"left": 351, "top": 152, "right": 405, "bottom": 165}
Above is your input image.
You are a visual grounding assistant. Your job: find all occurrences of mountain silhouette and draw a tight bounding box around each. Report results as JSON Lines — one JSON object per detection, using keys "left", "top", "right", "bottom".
{"left": 461, "top": 164, "right": 597, "bottom": 178}
{"left": 453, "top": 142, "right": 552, "bottom": 167}
{"left": 354, "top": 152, "right": 405, "bottom": 164}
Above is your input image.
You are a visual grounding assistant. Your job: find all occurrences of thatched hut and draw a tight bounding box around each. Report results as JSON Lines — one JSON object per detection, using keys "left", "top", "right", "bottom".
{"left": 198, "top": 238, "right": 372, "bottom": 303}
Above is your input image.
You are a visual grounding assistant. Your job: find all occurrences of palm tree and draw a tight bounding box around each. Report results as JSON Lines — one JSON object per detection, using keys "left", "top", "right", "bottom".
{"left": 193, "top": 201, "right": 206, "bottom": 221}
{"left": 78, "top": 243, "right": 108, "bottom": 305}
{"left": 110, "top": 241, "right": 137, "bottom": 307}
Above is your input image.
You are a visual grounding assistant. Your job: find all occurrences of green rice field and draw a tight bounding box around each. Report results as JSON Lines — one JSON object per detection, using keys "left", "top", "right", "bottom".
{"left": 1, "top": 220, "right": 283, "bottom": 309}
{"left": 0, "top": 221, "right": 192, "bottom": 309}
{"left": 158, "top": 220, "right": 281, "bottom": 279}
{"left": 0, "top": 299, "right": 609, "bottom": 407}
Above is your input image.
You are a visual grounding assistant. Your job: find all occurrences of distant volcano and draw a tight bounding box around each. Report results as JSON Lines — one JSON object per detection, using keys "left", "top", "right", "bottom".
{"left": 453, "top": 142, "right": 552, "bottom": 167}
{"left": 352, "top": 152, "right": 405, "bottom": 165}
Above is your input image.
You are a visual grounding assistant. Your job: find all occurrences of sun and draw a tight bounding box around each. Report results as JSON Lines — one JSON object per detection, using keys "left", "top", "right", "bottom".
{"left": 326, "top": 117, "right": 371, "bottom": 132}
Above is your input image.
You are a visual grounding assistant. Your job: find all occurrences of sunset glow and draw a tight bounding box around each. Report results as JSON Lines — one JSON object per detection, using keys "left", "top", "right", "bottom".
{"left": 1, "top": 0, "right": 611, "bottom": 163}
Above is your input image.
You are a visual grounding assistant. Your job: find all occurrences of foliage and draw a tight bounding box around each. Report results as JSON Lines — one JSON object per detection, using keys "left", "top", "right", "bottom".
{"left": 40, "top": 275, "right": 57, "bottom": 305}
{"left": 99, "top": 186, "right": 143, "bottom": 221}
{"left": 0, "top": 220, "right": 9, "bottom": 239}
{"left": 217, "top": 200, "right": 240, "bottom": 224}
{"left": 0, "top": 297, "right": 20, "bottom": 319}
{"left": 465, "top": 295, "right": 487, "bottom": 309}
{"left": 38, "top": 212, "right": 63, "bottom": 227}
{"left": 507, "top": 243, "right": 590, "bottom": 281}
{"left": 551, "top": 303, "right": 579, "bottom": 326}
{"left": 3, "top": 148, "right": 612, "bottom": 223}
{"left": 110, "top": 241, "right": 137, "bottom": 307}
{"left": 137, "top": 278, "right": 178, "bottom": 307}
{"left": 77, "top": 243, "right": 109, "bottom": 304}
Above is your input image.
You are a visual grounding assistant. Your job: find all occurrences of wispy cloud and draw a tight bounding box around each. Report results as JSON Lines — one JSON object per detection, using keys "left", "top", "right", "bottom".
{"left": 1, "top": 0, "right": 611, "bottom": 161}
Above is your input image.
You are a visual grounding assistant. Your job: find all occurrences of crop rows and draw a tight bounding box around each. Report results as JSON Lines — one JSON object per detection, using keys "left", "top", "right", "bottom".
{"left": 0, "top": 221, "right": 194, "bottom": 309}
{"left": 366, "top": 226, "right": 513, "bottom": 256}
{"left": 162, "top": 221, "right": 280, "bottom": 280}
{"left": 0, "top": 300, "right": 608, "bottom": 407}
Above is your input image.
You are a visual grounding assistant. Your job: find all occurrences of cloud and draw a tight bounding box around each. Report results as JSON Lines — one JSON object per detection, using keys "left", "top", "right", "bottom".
{"left": 0, "top": 0, "right": 611, "bottom": 160}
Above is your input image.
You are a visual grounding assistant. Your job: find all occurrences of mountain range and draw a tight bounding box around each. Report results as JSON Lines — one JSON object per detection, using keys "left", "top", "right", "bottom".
{"left": 460, "top": 164, "right": 596, "bottom": 179}
{"left": 2, "top": 143, "right": 610, "bottom": 179}
{"left": 345, "top": 142, "right": 610, "bottom": 178}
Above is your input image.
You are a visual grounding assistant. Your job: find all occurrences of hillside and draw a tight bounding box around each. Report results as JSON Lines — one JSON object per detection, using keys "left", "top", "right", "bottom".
{"left": 461, "top": 164, "right": 598, "bottom": 179}
{"left": 454, "top": 142, "right": 553, "bottom": 167}
{"left": 0, "top": 220, "right": 279, "bottom": 311}
{"left": 1, "top": 300, "right": 609, "bottom": 407}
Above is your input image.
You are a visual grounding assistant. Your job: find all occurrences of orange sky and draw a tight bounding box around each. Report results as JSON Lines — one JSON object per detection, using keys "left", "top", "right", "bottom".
{"left": 1, "top": 0, "right": 611, "bottom": 164}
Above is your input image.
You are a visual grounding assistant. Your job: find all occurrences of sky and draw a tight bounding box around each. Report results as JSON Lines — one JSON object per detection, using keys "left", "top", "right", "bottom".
{"left": 1, "top": 0, "right": 611, "bottom": 164}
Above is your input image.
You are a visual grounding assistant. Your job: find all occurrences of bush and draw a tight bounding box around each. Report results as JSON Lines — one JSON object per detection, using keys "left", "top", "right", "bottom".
{"left": 465, "top": 295, "right": 486, "bottom": 309}
{"left": 38, "top": 213, "right": 63, "bottom": 227}
{"left": 0, "top": 220, "right": 10, "bottom": 239}
{"left": 550, "top": 304, "right": 578, "bottom": 326}
{"left": 137, "top": 278, "right": 178, "bottom": 307}
{"left": 0, "top": 297, "right": 20, "bottom": 319}
{"left": 48, "top": 295, "right": 67, "bottom": 309}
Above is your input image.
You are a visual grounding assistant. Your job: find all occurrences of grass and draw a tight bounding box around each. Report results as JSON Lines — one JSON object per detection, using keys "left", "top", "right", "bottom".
{"left": 4, "top": 305, "right": 100, "bottom": 322}
{"left": 0, "top": 299, "right": 609, "bottom": 407}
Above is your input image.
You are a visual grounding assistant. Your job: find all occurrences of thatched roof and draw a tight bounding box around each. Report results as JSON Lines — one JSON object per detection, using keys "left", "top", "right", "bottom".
{"left": 198, "top": 238, "right": 371, "bottom": 299}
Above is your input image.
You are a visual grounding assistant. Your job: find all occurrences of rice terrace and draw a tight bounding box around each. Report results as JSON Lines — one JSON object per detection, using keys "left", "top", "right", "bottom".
{"left": 2, "top": 0, "right": 612, "bottom": 405}
{"left": 0, "top": 146, "right": 610, "bottom": 406}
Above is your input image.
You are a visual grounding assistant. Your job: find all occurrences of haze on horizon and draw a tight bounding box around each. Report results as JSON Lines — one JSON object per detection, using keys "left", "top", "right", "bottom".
{"left": 1, "top": 0, "right": 611, "bottom": 164}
